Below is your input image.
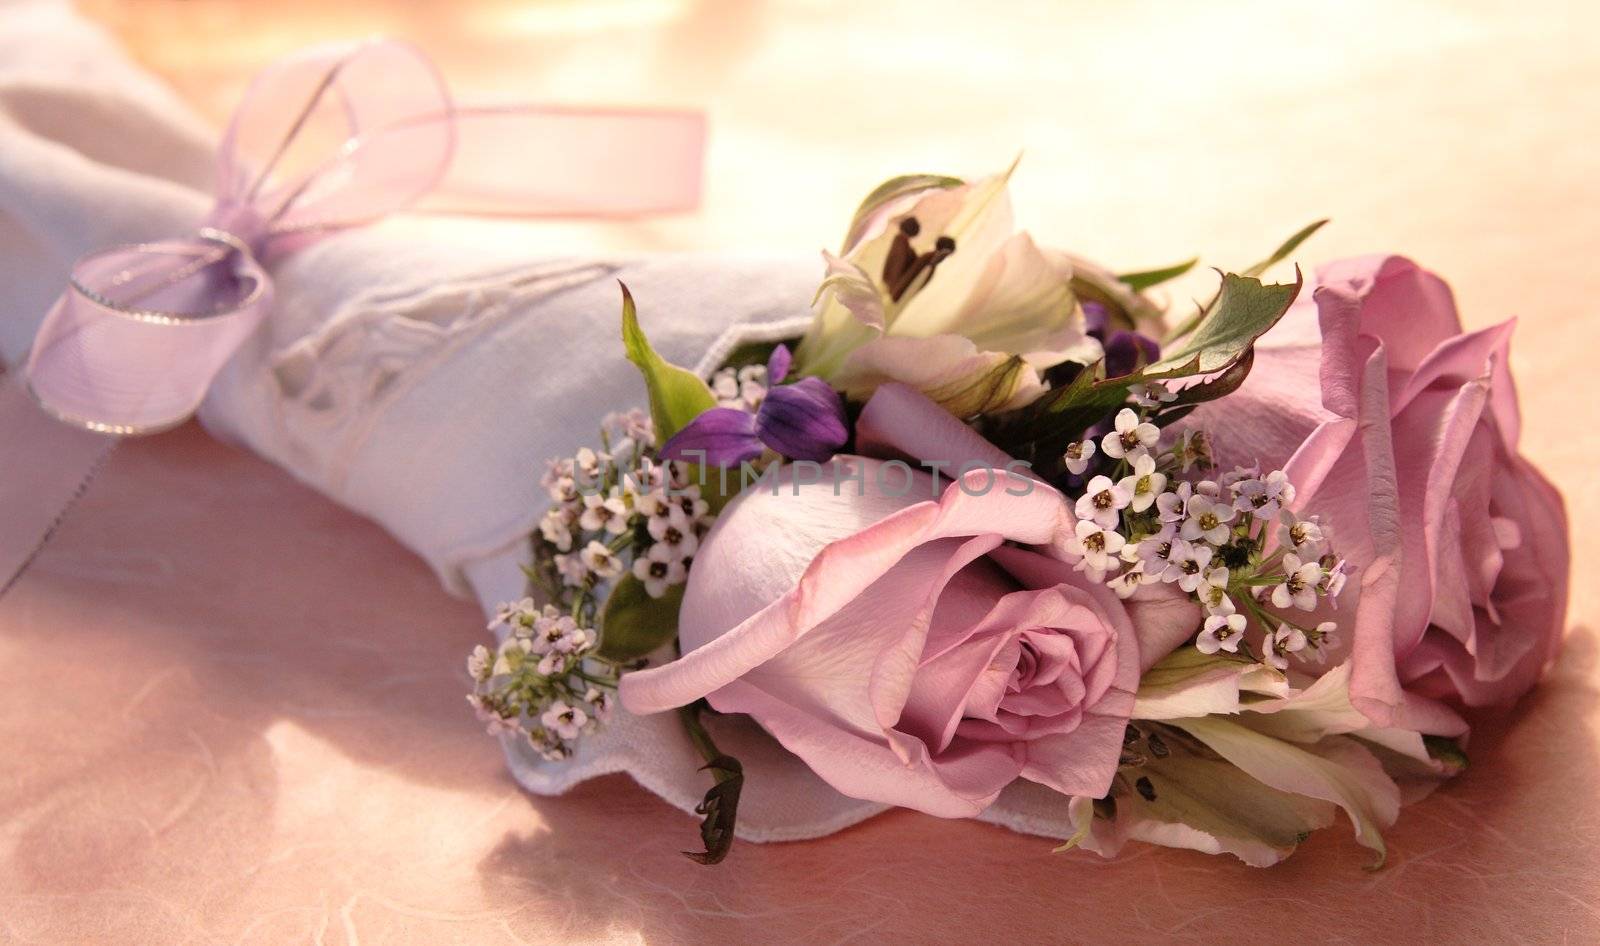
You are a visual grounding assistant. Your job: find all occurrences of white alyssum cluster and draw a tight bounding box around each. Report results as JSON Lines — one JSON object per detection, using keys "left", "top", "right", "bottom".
{"left": 536, "top": 410, "right": 714, "bottom": 599}
{"left": 1060, "top": 401, "right": 1350, "bottom": 671}
{"left": 467, "top": 599, "right": 615, "bottom": 761}
{"left": 710, "top": 363, "right": 770, "bottom": 411}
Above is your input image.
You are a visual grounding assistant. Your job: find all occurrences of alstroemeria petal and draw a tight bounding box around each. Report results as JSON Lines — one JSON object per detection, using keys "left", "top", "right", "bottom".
{"left": 831, "top": 334, "right": 1050, "bottom": 414}
{"left": 755, "top": 377, "right": 849, "bottom": 461}
{"left": 658, "top": 407, "right": 763, "bottom": 467}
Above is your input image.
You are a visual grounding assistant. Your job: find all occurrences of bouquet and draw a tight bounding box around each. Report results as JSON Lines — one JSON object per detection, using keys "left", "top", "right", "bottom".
{"left": 465, "top": 166, "right": 1569, "bottom": 866}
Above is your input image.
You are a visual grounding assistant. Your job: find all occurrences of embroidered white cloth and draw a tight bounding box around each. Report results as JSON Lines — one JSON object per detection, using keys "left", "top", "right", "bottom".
{"left": 0, "top": 0, "right": 1080, "bottom": 841}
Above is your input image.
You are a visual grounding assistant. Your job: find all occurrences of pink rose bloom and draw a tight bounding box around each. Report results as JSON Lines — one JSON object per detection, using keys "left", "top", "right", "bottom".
{"left": 620, "top": 445, "right": 1197, "bottom": 817}
{"left": 1189, "top": 255, "right": 1569, "bottom": 732}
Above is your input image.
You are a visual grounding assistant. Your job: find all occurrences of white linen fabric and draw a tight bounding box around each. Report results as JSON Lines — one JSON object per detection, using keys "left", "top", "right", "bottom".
{"left": 0, "top": 0, "right": 1079, "bottom": 841}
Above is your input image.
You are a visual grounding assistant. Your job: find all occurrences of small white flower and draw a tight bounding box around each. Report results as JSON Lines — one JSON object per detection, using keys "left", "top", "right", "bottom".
{"left": 579, "top": 540, "right": 624, "bottom": 580}
{"left": 1270, "top": 553, "right": 1323, "bottom": 611}
{"left": 1062, "top": 439, "right": 1097, "bottom": 476}
{"left": 468, "top": 695, "right": 521, "bottom": 737}
{"left": 578, "top": 489, "right": 631, "bottom": 535}
{"left": 1075, "top": 474, "right": 1132, "bottom": 530}
{"left": 1102, "top": 408, "right": 1160, "bottom": 460}
{"left": 584, "top": 686, "right": 614, "bottom": 721}
{"left": 1118, "top": 453, "right": 1168, "bottom": 513}
{"left": 1277, "top": 510, "right": 1326, "bottom": 556}
{"left": 541, "top": 700, "right": 588, "bottom": 740}
{"left": 542, "top": 458, "right": 579, "bottom": 503}
{"left": 1234, "top": 468, "right": 1296, "bottom": 520}
{"left": 539, "top": 505, "right": 578, "bottom": 552}
{"left": 1199, "top": 583, "right": 1235, "bottom": 615}
{"left": 1173, "top": 429, "right": 1213, "bottom": 472}
{"left": 1107, "top": 564, "right": 1145, "bottom": 599}
{"left": 554, "top": 553, "right": 589, "bottom": 588}
{"left": 466, "top": 644, "right": 493, "bottom": 681}
{"left": 1166, "top": 539, "right": 1214, "bottom": 593}
{"left": 1067, "top": 518, "right": 1126, "bottom": 577}
{"left": 1197, "top": 612, "right": 1247, "bottom": 654}
{"left": 632, "top": 542, "right": 688, "bottom": 598}
{"left": 647, "top": 509, "right": 700, "bottom": 558}
{"left": 488, "top": 597, "right": 536, "bottom": 631}
{"left": 1219, "top": 463, "right": 1261, "bottom": 491}
{"left": 1156, "top": 482, "right": 1191, "bottom": 523}
{"left": 536, "top": 651, "right": 566, "bottom": 676}
{"left": 1264, "top": 624, "right": 1310, "bottom": 670}
{"left": 669, "top": 485, "right": 711, "bottom": 524}
{"left": 1129, "top": 381, "right": 1177, "bottom": 409}
{"left": 1318, "top": 557, "right": 1349, "bottom": 600}
{"left": 1137, "top": 532, "right": 1180, "bottom": 576}
{"left": 1180, "top": 493, "right": 1236, "bottom": 545}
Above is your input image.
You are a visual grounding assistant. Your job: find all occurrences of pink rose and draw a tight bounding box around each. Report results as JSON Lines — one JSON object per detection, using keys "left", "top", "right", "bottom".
{"left": 620, "top": 452, "right": 1196, "bottom": 817}
{"left": 1189, "top": 255, "right": 1569, "bottom": 731}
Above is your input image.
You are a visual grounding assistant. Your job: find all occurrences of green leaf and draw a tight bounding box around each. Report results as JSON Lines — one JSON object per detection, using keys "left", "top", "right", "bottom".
{"left": 1242, "top": 218, "right": 1329, "bottom": 278}
{"left": 984, "top": 363, "right": 1134, "bottom": 461}
{"left": 1118, "top": 257, "right": 1199, "bottom": 292}
{"left": 1144, "top": 270, "right": 1302, "bottom": 380}
{"left": 841, "top": 173, "right": 964, "bottom": 251}
{"left": 597, "top": 573, "right": 683, "bottom": 662}
{"left": 620, "top": 283, "right": 717, "bottom": 442}
{"left": 1165, "top": 347, "right": 1256, "bottom": 408}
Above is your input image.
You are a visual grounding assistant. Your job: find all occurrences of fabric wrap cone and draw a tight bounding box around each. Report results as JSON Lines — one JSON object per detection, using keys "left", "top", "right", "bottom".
{"left": 0, "top": 0, "right": 1084, "bottom": 841}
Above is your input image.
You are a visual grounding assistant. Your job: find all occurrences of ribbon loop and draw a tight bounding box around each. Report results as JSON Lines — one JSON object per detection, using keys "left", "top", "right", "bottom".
{"left": 23, "top": 39, "right": 704, "bottom": 436}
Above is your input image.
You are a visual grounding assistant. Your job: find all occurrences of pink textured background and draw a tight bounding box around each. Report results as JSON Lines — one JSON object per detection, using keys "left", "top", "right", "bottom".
{"left": 5, "top": 2, "right": 1599, "bottom": 943}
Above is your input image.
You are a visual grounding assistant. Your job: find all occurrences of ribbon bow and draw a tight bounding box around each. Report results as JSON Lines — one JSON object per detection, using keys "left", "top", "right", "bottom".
{"left": 23, "top": 39, "right": 704, "bottom": 435}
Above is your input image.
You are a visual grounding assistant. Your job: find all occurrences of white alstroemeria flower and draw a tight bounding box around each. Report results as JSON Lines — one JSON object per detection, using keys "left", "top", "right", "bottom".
{"left": 794, "top": 168, "right": 1101, "bottom": 415}
{"left": 1180, "top": 493, "right": 1236, "bottom": 545}
{"left": 578, "top": 541, "right": 623, "bottom": 580}
{"left": 1270, "top": 553, "right": 1324, "bottom": 611}
{"left": 1118, "top": 453, "right": 1167, "bottom": 513}
{"left": 541, "top": 700, "right": 588, "bottom": 740}
{"left": 1066, "top": 518, "right": 1125, "bottom": 577}
{"left": 1197, "top": 612, "right": 1247, "bottom": 655}
{"left": 1074, "top": 474, "right": 1131, "bottom": 530}
{"left": 1062, "top": 439, "right": 1096, "bottom": 475}
{"left": 1101, "top": 408, "right": 1159, "bottom": 460}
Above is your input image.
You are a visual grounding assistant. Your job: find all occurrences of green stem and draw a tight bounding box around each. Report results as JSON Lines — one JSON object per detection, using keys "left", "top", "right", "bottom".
{"left": 678, "top": 703, "right": 737, "bottom": 784}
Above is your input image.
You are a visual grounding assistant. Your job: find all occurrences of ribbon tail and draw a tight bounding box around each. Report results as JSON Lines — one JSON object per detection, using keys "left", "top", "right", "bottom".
{"left": 0, "top": 374, "right": 117, "bottom": 596}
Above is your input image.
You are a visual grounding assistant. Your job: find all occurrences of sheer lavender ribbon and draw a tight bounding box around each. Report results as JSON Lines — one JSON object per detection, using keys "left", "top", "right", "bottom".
{"left": 1, "top": 38, "right": 703, "bottom": 593}
{"left": 23, "top": 39, "right": 705, "bottom": 435}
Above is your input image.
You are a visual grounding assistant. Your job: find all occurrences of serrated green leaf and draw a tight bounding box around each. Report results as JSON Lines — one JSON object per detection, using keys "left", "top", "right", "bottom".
{"left": 620, "top": 283, "right": 716, "bottom": 442}
{"left": 1118, "top": 257, "right": 1199, "bottom": 292}
{"left": 840, "top": 174, "right": 965, "bottom": 251}
{"left": 1242, "top": 218, "right": 1329, "bottom": 278}
{"left": 1144, "top": 270, "right": 1302, "bottom": 380}
{"left": 597, "top": 573, "right": 683, "bottom": 662}
{"left": 1166, "top": 347, "right": 1256, "bottom": 408}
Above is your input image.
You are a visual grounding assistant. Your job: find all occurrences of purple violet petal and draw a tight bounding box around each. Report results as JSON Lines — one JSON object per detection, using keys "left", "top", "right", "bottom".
{"left": 1104, "top": 330, "right": 1161, "bottom": 378}
{"left": 1082, "top": 301, "right": 1110, "bottom": 341}
{"left": 766, "top": 344, "right": 793, "bottom": 385}
{"left": 755, "top": 376, "right": 849, "bottom": 462}
{"left": 659, "top": 408, "right": 765, "bottom": 467}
